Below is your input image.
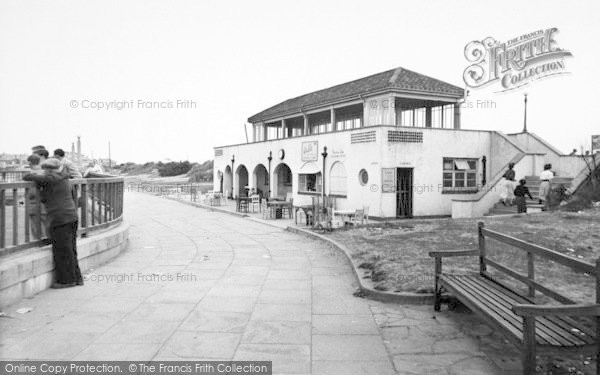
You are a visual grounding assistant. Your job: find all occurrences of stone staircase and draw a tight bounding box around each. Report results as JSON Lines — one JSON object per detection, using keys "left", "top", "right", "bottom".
{"left": 486, "top": 176, "right": 573, "bottom": 216}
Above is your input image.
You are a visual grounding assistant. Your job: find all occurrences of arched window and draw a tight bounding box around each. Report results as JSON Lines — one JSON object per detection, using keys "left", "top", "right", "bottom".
{"left": 329, "top": 162, "right": 347, "bottom": 196}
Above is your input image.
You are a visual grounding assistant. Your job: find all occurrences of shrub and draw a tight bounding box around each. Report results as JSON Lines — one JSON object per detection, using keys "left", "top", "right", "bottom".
{"left": 157, "top": 161, "right": 192, "bottom": 177}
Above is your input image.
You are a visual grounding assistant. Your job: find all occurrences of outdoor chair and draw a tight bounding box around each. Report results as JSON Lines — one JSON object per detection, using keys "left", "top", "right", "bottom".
{"left": 261, "top": 199, "right": 272, "bottom": 219}
{"left": 282, "top": 198, "right": 293, "bottom": 218}
{"left": 348, "top": 208, "right": 365, "bottom": 226}
{"left": 237, "top": 197, "right": 248, "bottom": 213}
{"left": 250, "top": 194, "right": 261, "bottom": 213}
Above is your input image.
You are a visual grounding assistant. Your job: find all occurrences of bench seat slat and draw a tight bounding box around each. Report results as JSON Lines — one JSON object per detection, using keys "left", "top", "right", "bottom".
{"left": 442, "top": 274, "right": 553, "bottom": 346}
{"left": 457, "top": 276, "right": 569, "bottom": 346}
{"left": 478, "top": 275, "right": 598, "bottom": 342}
{"left": 440, "top": 274, "right": 527, "bottom": 344}
{"left": 441, "top": 275, "right": 595, "bottom": 347}
{"left": 458, "top": 275, "right": 593, "bottom": 346}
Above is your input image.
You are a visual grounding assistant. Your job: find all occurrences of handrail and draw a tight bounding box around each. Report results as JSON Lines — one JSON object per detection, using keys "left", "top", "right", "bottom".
{"left": 0, "top": 177, "right": 125, "bottom": 255}
{"left": 452, "top": 151, "right": 527, "bottom": 203}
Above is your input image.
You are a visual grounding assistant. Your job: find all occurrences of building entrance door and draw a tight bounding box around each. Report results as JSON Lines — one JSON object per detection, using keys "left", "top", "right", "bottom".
{"left": 396, "top": 168, "right": 413, "bottom": 218}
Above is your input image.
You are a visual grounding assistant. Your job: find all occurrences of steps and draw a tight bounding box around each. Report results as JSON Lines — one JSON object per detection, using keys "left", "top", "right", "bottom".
{"left": 485, "top": 176, "right": 573, "bottom": 216}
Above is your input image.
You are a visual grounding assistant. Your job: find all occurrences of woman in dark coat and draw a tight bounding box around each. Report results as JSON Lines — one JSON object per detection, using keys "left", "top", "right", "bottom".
{"left": 23, "top": 158, "right": 83, "bottom": 288}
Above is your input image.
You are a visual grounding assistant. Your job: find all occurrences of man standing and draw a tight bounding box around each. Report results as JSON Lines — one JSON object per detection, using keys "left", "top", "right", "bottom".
{"left": 23, "top": 159, "right": 83, "bottom": 288}
{"left": 54, "top": 148, "right": 82, "bottom": 179}
{"left": 32, "top": 145, "right": 49, "bottom": 162}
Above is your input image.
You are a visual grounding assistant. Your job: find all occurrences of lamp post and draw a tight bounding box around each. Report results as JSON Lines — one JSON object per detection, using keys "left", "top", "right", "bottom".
{"left": 321, "top": 146, "right": 328, "bottom": 199}
{"left": 231, "top": 155, "right": 235, "bottom": 198}
{"left": 267, "top": 151, "right": 272, "bottom": 199}
{"left": 523, "top": 93, "right": 528, "bottom": 133}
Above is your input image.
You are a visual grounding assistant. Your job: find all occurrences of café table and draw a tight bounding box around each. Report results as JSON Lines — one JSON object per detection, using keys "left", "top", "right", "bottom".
{"left": 236, "top": 197, "right": 251, "bottom": 212}
{"left": 267, "top": 200, "right": 292, "bottom": 219}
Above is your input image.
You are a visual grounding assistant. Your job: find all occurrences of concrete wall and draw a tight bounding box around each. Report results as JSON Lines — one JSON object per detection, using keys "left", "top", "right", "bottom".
{"left": 213, "top": 126, "right": 511, "bottom": 218}
{"left": 364, "top": 94, "right": 396, "bottom": 126}
{"left": 452, "top": 153, "right": 530, "bottom": 218}
{"left": 507, "top": 132, "right": 589, "bottom": 177}
{"left": 0, "top": 222, "right": 129, "bottom": 309}
{"left": 489, "top": 132, "right": 524, "bottom": 177}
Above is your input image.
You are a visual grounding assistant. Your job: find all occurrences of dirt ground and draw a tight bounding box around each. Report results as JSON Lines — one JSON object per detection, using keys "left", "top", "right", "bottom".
{"left": 327, "top": 208, "right": 600, "bottom": 303}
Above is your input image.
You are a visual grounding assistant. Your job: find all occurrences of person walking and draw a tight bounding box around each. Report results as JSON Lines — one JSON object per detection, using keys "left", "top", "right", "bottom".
{"left": 538, "top": 164, "right": 554, "bottom": 210}
{"left": 501, "top": 163, "right": 517, "bottom": 205}
{"left": 23, "top": 158, "right": 83, "bottom": 288}
{"left": 514, "top": 179, "right": 533, "bottom": 213}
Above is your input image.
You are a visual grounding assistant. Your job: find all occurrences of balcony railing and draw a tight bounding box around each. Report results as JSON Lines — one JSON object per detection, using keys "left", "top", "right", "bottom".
{"left": 0, "top": 177, "right": 125, "bottom": 255}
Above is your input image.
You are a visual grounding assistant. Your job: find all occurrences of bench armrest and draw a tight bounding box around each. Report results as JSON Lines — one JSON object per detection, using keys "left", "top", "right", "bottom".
{"left": 512, "top": 303, "right": 600, "bottom": 317}
{"left": 428, "top": 249, "right": 479, "bottom": 258}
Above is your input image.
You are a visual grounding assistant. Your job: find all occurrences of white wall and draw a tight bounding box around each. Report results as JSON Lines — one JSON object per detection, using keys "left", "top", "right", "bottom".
{"left": 213, "top": 126, "right": 519, "bottom": 217}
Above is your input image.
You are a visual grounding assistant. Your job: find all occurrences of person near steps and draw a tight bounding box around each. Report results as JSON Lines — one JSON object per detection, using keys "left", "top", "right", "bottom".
{"left": 514, "top": 179, "right": 533, "bottom": 213}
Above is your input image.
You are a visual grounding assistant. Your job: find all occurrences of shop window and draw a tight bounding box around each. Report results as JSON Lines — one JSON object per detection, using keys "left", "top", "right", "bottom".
{"left": 329, "top": 162, "right": 347, "bottom": 196}
{"left": 299, "top": 173, "right": 322, "bottom": 193}
{"left": 442, "top": 158, "right": 478, "bottom": 192}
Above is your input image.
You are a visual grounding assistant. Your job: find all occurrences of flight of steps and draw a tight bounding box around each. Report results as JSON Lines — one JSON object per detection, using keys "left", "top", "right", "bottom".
{"left": 486, "top": 176, "right": 573, "bottom": 216}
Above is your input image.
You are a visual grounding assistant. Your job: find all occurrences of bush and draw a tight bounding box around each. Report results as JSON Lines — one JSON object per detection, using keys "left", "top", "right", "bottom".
{"left": 187, "top": 160, "right": 213, "bottom": 182}
{"left": 559, "top": 166, "right": 600, "bottom": 212}
{"left": 157, "top": 161, "right": 192, "bottom": 177}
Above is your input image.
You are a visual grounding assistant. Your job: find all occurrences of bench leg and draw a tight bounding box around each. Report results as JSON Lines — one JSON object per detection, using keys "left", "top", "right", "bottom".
{"left": 434, "top": 257, "right": 441, "bottom": 311}
{"left": 522, "top": 316, "right": 536, "bottom": 375}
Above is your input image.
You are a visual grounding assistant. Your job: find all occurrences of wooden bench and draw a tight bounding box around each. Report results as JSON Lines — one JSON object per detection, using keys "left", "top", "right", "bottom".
{"left": 429, "top": 222, "right": 600, "bottom": 374}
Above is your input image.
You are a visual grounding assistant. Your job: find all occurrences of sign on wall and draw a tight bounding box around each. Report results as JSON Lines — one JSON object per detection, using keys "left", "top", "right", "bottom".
{"left": 301, "top": 141, "right": 318, "bottom": 161}
{"left": 381, "top": 168, "right": 396, "bottom": 193}
{"left": 592, "top": 135, "right": 600, "bottom": 154}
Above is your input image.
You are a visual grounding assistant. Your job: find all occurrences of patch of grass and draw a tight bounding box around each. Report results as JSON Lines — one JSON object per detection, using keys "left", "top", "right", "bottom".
{"left": 327, "top": 208, "right": 600, "bottom": 302}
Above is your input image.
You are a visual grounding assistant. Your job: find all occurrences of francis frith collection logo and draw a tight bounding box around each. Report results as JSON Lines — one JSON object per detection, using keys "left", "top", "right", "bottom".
{"left": 463, "top": 27, "right": 572, "bottom": 92}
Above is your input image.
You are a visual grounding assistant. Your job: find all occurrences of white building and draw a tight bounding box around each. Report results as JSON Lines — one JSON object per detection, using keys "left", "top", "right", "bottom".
{"left": 213, "top": 67, "right": 586, "bottom": 218}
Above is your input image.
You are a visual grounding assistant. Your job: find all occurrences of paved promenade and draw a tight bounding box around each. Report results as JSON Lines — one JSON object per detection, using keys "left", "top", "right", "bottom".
{"left": 0, "top": 192, "right": 520, "bottom": 374}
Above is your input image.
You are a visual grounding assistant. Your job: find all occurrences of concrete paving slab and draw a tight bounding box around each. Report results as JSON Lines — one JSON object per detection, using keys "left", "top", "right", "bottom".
{"left": 179, "top": 310, "right": 251, "bottom": 333}
{"left": 241, "top": 320, "right": 311, "bottom": 344}
{"left": 157, "top": 331, "right": 241, "bottom": 359}
{"left": 0, "top": 192, "right": 526, "bottom": 373}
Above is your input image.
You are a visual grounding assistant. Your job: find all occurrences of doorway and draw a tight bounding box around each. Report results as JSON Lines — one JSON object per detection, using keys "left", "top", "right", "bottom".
{"left": 396, "top": 168, "right": 413, "bottom": 218}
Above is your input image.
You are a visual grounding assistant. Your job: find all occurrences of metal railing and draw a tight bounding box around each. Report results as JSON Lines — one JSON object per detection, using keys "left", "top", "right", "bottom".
{"left": 0, "top": 177, "right": 125, "bottom": 255}
{"left": 0, "top": 170, "right": 29, "bottom": 182}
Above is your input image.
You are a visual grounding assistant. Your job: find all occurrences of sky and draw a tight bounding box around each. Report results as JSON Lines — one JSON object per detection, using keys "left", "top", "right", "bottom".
{"left": 0, "top": 0, "right": 598, "bottom": 163}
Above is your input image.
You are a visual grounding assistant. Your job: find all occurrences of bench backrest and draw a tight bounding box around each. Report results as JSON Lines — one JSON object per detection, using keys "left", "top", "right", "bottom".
{"left": 477, "top": 221, "right": 600, "bottom": 305}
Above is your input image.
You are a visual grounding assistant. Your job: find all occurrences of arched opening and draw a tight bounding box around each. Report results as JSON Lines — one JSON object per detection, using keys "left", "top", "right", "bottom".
{"left": 273, "top": 163, "right": 292, "bottom": 199}
{"left": 252, "top": 164, "right": 269, "bottom": 198}
{"left": 235, "top": 164, "right": 249, "bottom": 197}
{"left": 329, "top": 161, "right": 347, "bottom": 196}
{"left": 223, "top": 166, "right": 232, "bottom": 198}
{"left": 217, "top": 170, "right": 224, "bottom": 193}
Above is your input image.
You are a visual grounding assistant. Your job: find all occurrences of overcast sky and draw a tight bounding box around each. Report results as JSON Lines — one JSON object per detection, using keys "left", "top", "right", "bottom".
{"left": 0, "top": 0, "right": 598, "bottom": 163}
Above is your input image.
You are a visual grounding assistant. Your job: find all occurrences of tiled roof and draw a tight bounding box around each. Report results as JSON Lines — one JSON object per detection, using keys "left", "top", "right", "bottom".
{"left": 248, "top": 67, "right": 464, "bottom": 123}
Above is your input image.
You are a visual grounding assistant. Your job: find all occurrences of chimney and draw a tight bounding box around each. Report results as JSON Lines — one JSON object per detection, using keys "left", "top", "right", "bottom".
{"left": 77, "top": 136, "right": 81, "bottom": 163}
